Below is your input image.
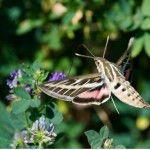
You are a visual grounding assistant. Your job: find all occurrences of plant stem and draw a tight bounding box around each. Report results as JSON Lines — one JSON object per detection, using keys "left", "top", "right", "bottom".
{"left": 24, "top": 112, "right": 29, "bottom": 129}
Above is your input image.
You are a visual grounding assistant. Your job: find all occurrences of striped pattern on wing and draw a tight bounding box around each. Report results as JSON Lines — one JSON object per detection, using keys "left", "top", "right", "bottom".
{"left": 39, "top": 73, "right": 110, "bottom": 105}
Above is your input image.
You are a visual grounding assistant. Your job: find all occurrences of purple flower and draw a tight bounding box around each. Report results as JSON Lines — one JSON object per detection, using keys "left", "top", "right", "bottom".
{"left": 10, "top": 130, "right": 28, "bottom": 148}
{"left": 25, "top": 116, "right": 57, "bottom": 147}
{"left": 5, "top": 94, "right": 16, "bottom": 101}
{"left": 38, "top": 93, "right": 41, "bottom": 99}
{"left": 11, "top": 117, "right": 56, "bottom": 148}
{"left": 48, "top": 72, "right": 66, "bottom": 81}
{"left": 25, "top": 84, "right": 33, "bottom": 94}
{"left": 6, "top": 69, "right": 23, "bottom": 89}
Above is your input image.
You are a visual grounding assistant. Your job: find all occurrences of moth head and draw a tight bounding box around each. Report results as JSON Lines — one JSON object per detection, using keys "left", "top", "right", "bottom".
{"left": 94, "top": 57, "right": 107, "bottom": 73}
{"left": 94, "top": 57, "right": 106, "bottom": 63}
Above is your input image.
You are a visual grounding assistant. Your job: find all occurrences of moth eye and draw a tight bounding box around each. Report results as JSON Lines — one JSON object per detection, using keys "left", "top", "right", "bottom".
{"left": 114, "top": 83, "right": 121, "bottom": 89}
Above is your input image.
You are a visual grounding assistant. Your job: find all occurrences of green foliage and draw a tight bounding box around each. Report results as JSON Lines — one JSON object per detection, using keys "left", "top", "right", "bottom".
{"left": 141, "top": 0, "right": 150, "bottom": 16}
{"left": 1, "top": 0, "right": 150, "bottom": 148}
{"left": 85, "top": 126, "right": 125, "bottom": 149}
{"left": 131, "top": 34, "right": 143, "bottom": 57}
{"left": 46, "top": 102, "right": 63, "bottom": 125}
{"left": 12, "top": 99, "right": 41, "bottom": 114}
{"left": 0, "top": 60, "right": 64, "bottom": 148}
{"left": 12, "top": 100, "right": 30, "bottom": 114}
{"left": 0, "top": 102, "right": 14, "bottom": 148}
{"left": 144, "top": 32, "right": 150, "bottom": 57}
{"left": 85, "top": 130, "right": 103, "bottom": 148}
{"left": 14, "top": 87, "right": 31, "bottom": 100}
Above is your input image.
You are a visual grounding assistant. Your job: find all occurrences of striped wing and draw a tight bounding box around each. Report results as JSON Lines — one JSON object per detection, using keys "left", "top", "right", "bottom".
{"left": 39, "top": 73, "right": 111, "bottom": 105}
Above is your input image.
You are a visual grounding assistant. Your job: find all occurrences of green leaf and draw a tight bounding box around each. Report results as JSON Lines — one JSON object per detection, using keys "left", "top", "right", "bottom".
{"left": 0, "top": 101, "right": 14, "bottom": 128}
{"left": 14, "top": 87, "right": 31, "bottom": 99}
{"left": 48, "top": 26, "right": 62, "bottom": 50}
{"left": 16, "top": 19, "right": 43, "bottom": 35}
{"left": 0, "top": 101, "right": 14, "bottom": 139}
{"left": 144, "top": 32, "right": 150, "bottom": 57}
{"left": 11, "top": 113, "right": 26, "bottom": 130}
{"left": 131, "top": 34, "right": 143, "bottom": 57}
{"left": 32, "top": 60, "right": 41, "bottom": 72}
{"left": 62, "top": 11, "right": 75, "bottom": 25}
{"left": 129, "top": 9, "right": 143, "bottom": 31}
{"left": 0, "top": 137, "right": 11, "bottom": 148}
{"left": 21, "top": 64, "right": 31, "bottom": 76}
{"left": 142, "top": 0, "right": 150, "bottom": 17}
{"left": 40, "top": 71, "right": 49, "bottom": 82}
{"left": 91, "top": 139, "right": 103, "bottom": 149}
{"left": 12, "top": 100, "right": 30, "bottom": 114}
{"left": 46, "top": 102, "right": 63, "bottom": 124}
{"left": 119, "top": 16, "right": 132, "bottom": 31}
{"left": 85, "top": 130, "right": 99, "bottom": 142}
{"left": 85, "top": 130, "right": 101, "bottom": 148}
{"left": 115, "top": 145, "right": 126, "bottom": 149}
{"left": 21, "top": 74, "right": 33, "bottom": 84}
{"left": 29, "top": 99, "right": 41, "bottom": 108}
{"left": 99, "top": 125, "right": 109, "bottom": 140}
{"left": 141, "top": 18, "right": 150, "bottom": 30}
{"left": 16, "top": 19, "right": 33, "bottom": 34}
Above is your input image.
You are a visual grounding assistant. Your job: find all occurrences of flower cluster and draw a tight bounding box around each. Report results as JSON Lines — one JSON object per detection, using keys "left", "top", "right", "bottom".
{"left": 6, "top": 69, "right": 33, "bottom": 100}
{"left": 10, "top": 130, "right": 28, "bottom": 148}
{"left": 25, "top": 116, "right": 56, "bottom": 147}
{"left": 11, "top": 116, "right": 56, "bottom": 148}
{"left": 102, "top": 138, "right": 114, "bottom": 149}
{"left": 6, "top": 69, "right": 66, "bottom": 101}
{"left": 6, "top": 69, "right": 23, "bottom": 89}
{"left": 48, "top": 72, "right": 66, "bottom": 81}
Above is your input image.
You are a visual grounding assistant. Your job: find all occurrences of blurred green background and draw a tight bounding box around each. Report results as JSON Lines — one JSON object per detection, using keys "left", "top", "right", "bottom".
{"left": 0, "top": 0, "right": 150, "bottom": 148}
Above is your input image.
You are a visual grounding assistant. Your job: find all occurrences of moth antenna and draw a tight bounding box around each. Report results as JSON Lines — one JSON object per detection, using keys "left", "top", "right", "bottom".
{"left": 126, "top": 37, "right": 134, "bottom": 51}
{"left": 75, "top": 53, "right": 94, "bottom": 59}
{"left": 77, "top": 44, "right": 95, "bottom": 57}
{"left": 103, "top": 36, "right": 109, "bottom": 58}
{"left": 111, "top": 96, "right": 120, "bottom": 114}
{"left": 67, "top": 44, "right": 95, "bottom": 76}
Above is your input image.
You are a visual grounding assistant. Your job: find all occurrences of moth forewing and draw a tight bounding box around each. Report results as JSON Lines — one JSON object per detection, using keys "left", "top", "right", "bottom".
{"left": 39, "top": 73, "right": 111, "bottom": 105}
{"left": 38, "top": 83, "right": 73, "bottom": 101}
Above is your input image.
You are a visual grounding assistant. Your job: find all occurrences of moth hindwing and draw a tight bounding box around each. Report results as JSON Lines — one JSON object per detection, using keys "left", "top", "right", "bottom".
{"left": 39, "top": 37, "right": 150, "bottom": 108}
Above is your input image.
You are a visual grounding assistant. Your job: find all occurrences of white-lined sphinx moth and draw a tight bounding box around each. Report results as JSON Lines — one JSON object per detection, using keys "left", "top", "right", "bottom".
{"left": 39, "top": 37, "right": 150, "bottom": 108}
